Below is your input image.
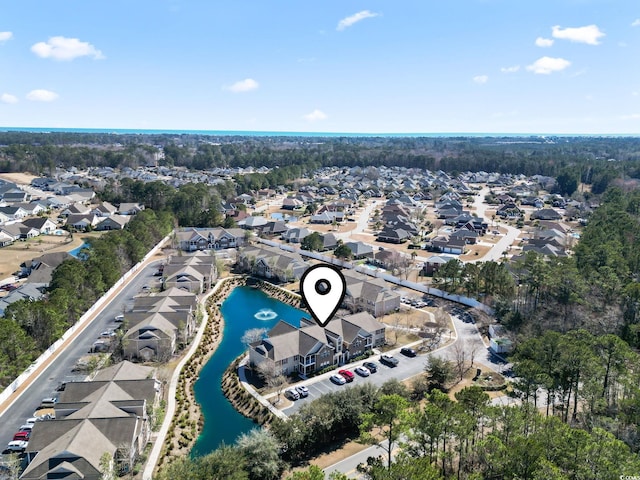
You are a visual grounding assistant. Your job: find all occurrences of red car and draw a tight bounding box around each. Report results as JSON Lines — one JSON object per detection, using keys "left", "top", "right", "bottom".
{"left": 338, "top": 369, "right": 354, "bottom": 382}
{"left": 13, "top": 430, "right": 30, "bottom": 441}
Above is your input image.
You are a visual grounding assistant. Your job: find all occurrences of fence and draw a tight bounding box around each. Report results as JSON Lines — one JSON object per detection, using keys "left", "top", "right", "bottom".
{"left": 255, "top": 238, "right": 493, "bottom": 315}
{"left": 0, "top": 233, "right": 172, "bottom": 412}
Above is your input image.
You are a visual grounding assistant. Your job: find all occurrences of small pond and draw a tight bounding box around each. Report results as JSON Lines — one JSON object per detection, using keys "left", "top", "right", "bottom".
{"left": 191, "top": 286, "right": 309, "bottom": 456}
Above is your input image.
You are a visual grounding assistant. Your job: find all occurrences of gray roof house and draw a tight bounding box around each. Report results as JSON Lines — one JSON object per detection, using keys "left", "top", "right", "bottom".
{"left": 249, "top": 311, "right": 386, "bottom": 376}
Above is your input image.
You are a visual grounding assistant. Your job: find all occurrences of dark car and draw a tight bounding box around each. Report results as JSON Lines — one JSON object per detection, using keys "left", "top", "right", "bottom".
{"left": 363, "top": 361, "right": 378, "bottom": 373}
{"left": 380, "top": 354, "right": 399, "bottom": 367}
{"left": 400, "top": 347, "right": 417, "bottom": 357}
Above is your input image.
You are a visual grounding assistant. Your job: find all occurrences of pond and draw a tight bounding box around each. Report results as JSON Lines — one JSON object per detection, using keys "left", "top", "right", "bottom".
{"left": 191, "top": 286, "right": 310, "bottom": 457}
{"left": 68, "top": 242, "right": 90, "bottom": 258}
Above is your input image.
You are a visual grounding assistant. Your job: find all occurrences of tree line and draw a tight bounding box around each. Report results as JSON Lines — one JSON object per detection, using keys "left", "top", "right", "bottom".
{"left": 156, "top": 378, "right": 640, "bottom": 479}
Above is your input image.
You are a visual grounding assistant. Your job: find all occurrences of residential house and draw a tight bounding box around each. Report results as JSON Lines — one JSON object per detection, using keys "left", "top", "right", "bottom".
{"left": 261, "top": 221, "right": 288, "bottom": 237}
{"left": 496, "top": 202, "right": 523, "bottom": 218}
{"left": 422, "top": 254, "right": 456, "bottom": 276}
{"left": 175, "top": 227, "right": 245, "bottom": 251}
{"left": 282, "top": 197, "right": 304, "bottom": 210}
{"left": 341, "top": 269, "right": 401, "bottom": 317}
{"left": 1, "top": 189, "right": 31, "bottom": 203}
{"left": 91, "top": 201, "right": 118, "bottom": 217}
{"left": 118, "top": 203, "right": 145, "bottom": 215}
{"left": 377, "top": 227, "right": 410, "bottom": 244}
{"left": 531, "top": 208, "right": 562, "bottom": 221}
{"left": 344, "top": 241, "right": 373, "bottom": 260}
{"left": 0, "top": 205, "right": 28, "bottom": 220}
{"left": 123, "top": 288, "right": 198, "bottom": 361}
{"left": 310, "top": 211, "right": 344, "bottom": 224}
{"left": 281, "top": 227, "right": 311, "bottom": 244}
{"left": 320, "top": 232, "right": 339, "bottom": 251}
{"left": 237, "top": 244, "right": 309, "bottom": 282}
{"left": 0, "top": 284, "right": 46, "bottom": 316}
{"left": 249, "top": 311, "right": 386, "bottom": 376}
{"left": 162, "top": 252, "right": 217, "bottom": 293}
{"left": 430, "top": 235, "right": 466, "bottom": 255}
{"left": 65, "top": 213, "right": 99, "bottom": 231}
{"left": 21, "top": 362, "right": 159, "bottom": 480}
{"left": 22, "top": 217, "right": 58, "bottom": 235}
{"left": 238, "top": 215, "right": 268, "bottom": 230}
{"left": 95, "top": 215, "right": 132, "bottom": 231}
{"left": 60, "top": 202, "right": 91, "bottom": 217}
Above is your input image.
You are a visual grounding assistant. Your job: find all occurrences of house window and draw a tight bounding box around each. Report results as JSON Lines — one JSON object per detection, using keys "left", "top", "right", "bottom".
{"left": 281, "top": 358, "right": 288, "bottom": 365}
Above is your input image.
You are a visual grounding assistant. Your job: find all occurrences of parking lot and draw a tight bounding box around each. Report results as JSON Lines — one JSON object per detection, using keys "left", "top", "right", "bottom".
{"left": 281, "top": 348, "right": 427, "bottom": 415}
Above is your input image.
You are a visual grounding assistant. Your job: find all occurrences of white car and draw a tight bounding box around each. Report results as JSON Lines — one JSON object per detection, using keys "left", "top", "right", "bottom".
{"left": 355, "top": 366, "right": 371, "bottom": 377}
{"left": 114, "top": 314, "right": 124, "bottom": 322}
{"left": 284, "top": 388, "right": 300, "bottom": 401}
{"left": 295, "top": 385, "right": 309, "bottom": 398}
{"left": 25, "top": 417, "right": 39, "bottom": 425}
{"left": 7, "top": 440, "right": 27, "bottom": 452}
{"left": 330, "top": 374, "right": 347, "bottom": 385}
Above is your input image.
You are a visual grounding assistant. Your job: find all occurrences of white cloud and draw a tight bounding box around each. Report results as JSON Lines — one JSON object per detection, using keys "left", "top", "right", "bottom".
{"left": 0, "top": 93, "right": 18, "bottom": 104}
{"left": 526, "top": 56, "right": 571, "bottom": 75}
{"left": 303, "top": 109, "right": 328, "bottom": 122}
{"left": 337, "top": 10, "right": 379, "bottom": 31}
{"left": 473, "top": 75, "right": 488, "bottom": 84}
{"left": 500, "top": 65, "right": 520, "bottom": 73}
{"left": 632, "top": 19, "right": 640, "bottom": 27}
{"left": 0, "top": 31, "right": 13, "bottom": 43}
{"left": 31, "top": 36, "right": 104, "bottom": 61}
{"left": 551, "top": 25, "right": 605, "bottom": 45}
{"left": 26, "top": 89, "right": 59, "bottom": 102}
{"left": 224, "top": 78, "right": 259, "bottom": 93}
{"left": 535, "top": 37, "right": 554, "bottom": 47}
{"left": 621, "top": 113, "right": 640, "bottom": 120}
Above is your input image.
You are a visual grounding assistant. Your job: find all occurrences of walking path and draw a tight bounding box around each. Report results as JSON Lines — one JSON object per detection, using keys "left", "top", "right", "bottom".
{"left": 142, "top": 281, "right": 220, "bottom": 480}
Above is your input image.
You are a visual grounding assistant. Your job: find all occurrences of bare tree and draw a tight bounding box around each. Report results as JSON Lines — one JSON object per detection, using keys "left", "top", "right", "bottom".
{"left": 453, "top": 341, "right": 467, "bottom": 382}
{"left": 257, "top": 361, "right": 286, "bottom": 404}
{"left": 241, "top": 328, "right": 267, "bottom": 351}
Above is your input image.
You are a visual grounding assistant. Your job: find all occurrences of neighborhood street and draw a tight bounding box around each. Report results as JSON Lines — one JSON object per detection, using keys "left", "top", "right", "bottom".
{"left": 0, "top": 260, "right": 161, "bottom": 451}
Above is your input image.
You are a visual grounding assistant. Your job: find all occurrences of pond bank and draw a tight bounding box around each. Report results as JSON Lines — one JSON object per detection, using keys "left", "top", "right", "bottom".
{"left": 154, "top": 275, "right": 247, "bottom": 474}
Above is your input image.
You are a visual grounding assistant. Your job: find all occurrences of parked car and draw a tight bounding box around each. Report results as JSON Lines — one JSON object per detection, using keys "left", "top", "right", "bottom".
{"left": 330, "top": 374, "right": 347, "bottom": 385}
{"left": 6, "top": 440, "right": 27, "bottom": 452}
{"left": 13, "top": 431, "right": 30, "bottom": 441}
{"left": 354, "top": 366, "right": 370, "bottom": 377}
{"left": 99, "top": 329, "right": 116, "bottom": 338}
{"left": 295, "top": 385, "right": 309, "bottom": 398}
{"left": 25, "top": 417, "right": 39, "bottom": 425}
{"left": 0, "top": 283, "right": 17, "bottom": 291}
{"left": 18, "top": 424, "right": 33, "bottom": 432}
{"left": 363, "top": 361, "right": 378, "bottom": 373}
{"left": 400, "top": 347, "right": 417, "bottom": 357}
{"left": 338, "top": 369, "right": 355, "bottom": 382}
{"left": 380, "top": 354, "right": 399, "bottom": 367}
{"left": 114, "top": 314, "right": 124, "bottom": 322}
{"left": 40, "top": 397, "right": 57, "bottom": 408}
{"left": 284, "top": 388, "right": 300, "bottom": 401}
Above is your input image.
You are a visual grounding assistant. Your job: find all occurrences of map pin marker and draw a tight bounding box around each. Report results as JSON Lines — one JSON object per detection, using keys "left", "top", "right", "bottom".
{"left": 300, "top": 264, "right": 346, "bottom": 328}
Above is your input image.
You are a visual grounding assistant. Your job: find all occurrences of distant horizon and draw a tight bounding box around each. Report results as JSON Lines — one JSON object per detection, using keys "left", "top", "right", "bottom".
{"left": 2, "top": 2, "right": 639, "bottom": 135}
{"left": 0, "top": 126, "right": 638, "bottom": 138}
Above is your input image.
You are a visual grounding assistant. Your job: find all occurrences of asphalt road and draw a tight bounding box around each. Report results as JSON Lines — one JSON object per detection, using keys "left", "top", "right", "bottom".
{"left": 0, "top": 260, "right": 162, "bottom": 451}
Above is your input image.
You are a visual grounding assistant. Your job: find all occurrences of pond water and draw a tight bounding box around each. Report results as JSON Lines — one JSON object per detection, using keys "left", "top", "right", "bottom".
{"left": 191, "top": 286, "right": 309, "bottom": 457}
{"left": 68, "top": 242, "right": 90, "bottom": 258}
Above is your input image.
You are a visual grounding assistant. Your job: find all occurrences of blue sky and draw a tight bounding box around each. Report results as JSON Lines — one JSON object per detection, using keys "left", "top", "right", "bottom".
{"left": 0, "top": 0, "right": 639, "bottom": 134}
